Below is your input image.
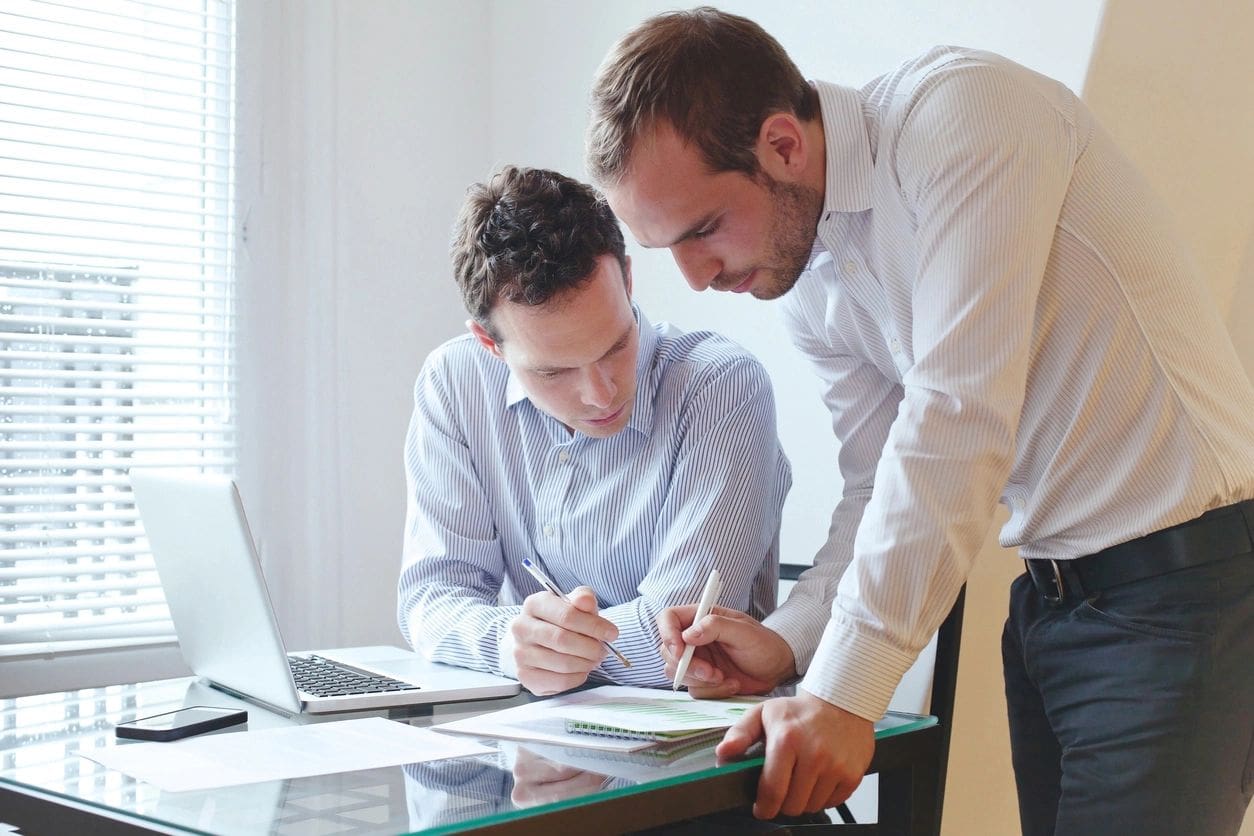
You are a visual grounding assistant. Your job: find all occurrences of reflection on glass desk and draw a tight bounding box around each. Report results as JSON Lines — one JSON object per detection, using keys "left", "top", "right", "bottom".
{"left": 0, "top": 677, "right": 936, "bottom": 834}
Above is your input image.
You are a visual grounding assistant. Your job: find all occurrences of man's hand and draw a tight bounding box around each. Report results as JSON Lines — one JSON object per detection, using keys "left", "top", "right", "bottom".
{"left": 509, "top": 586, "right": 617, "bottom": 695}
{"left": 510, "top": 747, "right": 609, "bottom": 807}
{"left": 657, "top": 604, "right": 796, "bottom": 697}
{"left": 718, "top": 691, "right": 875, "bottom": 819}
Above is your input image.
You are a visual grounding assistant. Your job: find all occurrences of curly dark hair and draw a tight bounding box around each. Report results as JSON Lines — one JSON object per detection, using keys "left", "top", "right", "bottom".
{"left": 450, "top": 166, "right": 628, "bottom": 340}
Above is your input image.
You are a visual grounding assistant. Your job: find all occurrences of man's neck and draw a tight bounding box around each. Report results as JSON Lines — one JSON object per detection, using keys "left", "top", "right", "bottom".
{"left": 802, "top": 116, "right": 828, "bottom": 201}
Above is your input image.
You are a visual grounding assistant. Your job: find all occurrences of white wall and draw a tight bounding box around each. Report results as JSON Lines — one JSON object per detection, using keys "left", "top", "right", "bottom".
{"left": 235, "top": 0, "right": 491, "bottom": 651}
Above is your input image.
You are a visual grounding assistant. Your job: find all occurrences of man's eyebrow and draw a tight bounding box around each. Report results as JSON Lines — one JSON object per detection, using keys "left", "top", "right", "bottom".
{"left": 600, "top": 322, "right": 635, "bottom": 358}
{"left": 646, "top": 212, "right": 718, "bottom": 249}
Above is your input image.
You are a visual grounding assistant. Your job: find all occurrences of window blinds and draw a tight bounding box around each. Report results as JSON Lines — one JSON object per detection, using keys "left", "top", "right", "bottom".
{"left": 0, "top": 0, "right": 237, "bottom": 657}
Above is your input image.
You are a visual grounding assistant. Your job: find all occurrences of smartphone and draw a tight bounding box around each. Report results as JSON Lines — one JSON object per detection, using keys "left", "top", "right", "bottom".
{"left": 115, "top": 706, "right": 247, "bottom": 742}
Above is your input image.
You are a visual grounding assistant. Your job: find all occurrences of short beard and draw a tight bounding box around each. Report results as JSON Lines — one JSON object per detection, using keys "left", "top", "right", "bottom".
{"left": 753, "top": 176, "right": 824, "bottom": 300}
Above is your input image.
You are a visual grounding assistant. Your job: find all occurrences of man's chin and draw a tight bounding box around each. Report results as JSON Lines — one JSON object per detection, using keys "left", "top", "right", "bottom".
{"left": 750, "top": 270, "right": 802, "bottom": 300}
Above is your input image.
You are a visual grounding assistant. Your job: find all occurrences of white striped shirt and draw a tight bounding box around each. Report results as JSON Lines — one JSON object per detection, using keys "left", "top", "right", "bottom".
{"left": 765, "top": 47, "right": 1254, "bottom": 721}
{"left": 398, "top": 309, "right": 791, "bottom": 687}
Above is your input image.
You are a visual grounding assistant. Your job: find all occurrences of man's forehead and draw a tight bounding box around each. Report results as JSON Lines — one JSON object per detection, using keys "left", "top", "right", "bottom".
{"left": 608, "top": 125, "right": 726, "bottom": 247}
{"left": 507, "top": 314, "right": 634, "bottom": 370}
{"left": 493, "top": 274, "right": 635, "bottom": 368}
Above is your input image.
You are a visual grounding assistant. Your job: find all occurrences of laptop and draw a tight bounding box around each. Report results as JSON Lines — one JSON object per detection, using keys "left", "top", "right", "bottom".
{"left": 128, "top": 469, "right": 521, "bottom": 714}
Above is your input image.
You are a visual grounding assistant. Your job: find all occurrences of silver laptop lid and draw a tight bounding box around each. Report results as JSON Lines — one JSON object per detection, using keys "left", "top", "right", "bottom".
{"left": 129, "top": 469, "right": 303, "bottom": 713}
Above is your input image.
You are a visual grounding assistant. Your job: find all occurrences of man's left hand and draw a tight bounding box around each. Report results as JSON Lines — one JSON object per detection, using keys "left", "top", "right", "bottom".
{"left": 716, "top": 691, "right": 875, "bottom": 819}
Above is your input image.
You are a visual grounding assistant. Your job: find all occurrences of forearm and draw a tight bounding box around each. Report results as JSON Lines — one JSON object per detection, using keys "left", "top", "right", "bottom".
{"left": 399, "top": 565, "right": 520, "bottom": 675}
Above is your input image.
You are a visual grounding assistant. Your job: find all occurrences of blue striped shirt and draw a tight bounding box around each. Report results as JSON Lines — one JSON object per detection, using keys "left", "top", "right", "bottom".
{"left": 397, "top": 309, "right": 791, "bottom": 688}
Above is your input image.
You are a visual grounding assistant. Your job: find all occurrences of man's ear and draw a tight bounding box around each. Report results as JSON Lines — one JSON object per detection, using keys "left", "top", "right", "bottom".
{"left": 467, "top": 319, "right": 504, "bottom": 360}
{"left": 623, "top": 254, "right": 633, "bottom": 298}
{"left": 756, "top": 112, "right": 808, "bottom": 181}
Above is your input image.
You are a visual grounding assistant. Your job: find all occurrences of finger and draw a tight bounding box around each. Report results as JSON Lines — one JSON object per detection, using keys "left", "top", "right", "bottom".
{"left": 754, "top": 722, "right": 797, "bottom": 820}
{"left": 517, "top": 666, "right": 587, "bottom": 696}
{"left": 808, "top": 771, "right": 844, "bottom": 815}
{"left": 778, "top": 756, "right": 818, "bottom": 817}
{"left": 680, "top": 609, "right": 748, "bottom": 645}
{"left": 657, "top": 605, "right": 699, "bottom": 645}
{"left": 513, "top": 617, "right": 605, "bottom": 663}
{"left": 715, "top": 703, "right": 764, "bottom": 761}
{"left": 678, "top": 652, "right": 725, "bottom": 685}
{"left": 684, "top": 678, "right": 740, "bottom": 699}
{"left": 567, "top": 586, "right": 599, "bottom": 613}
{"left": 523, "top": 594, "right": 617, "bottom": 644}
{"left": 518, "top": 646, "right": 600, "bottom": 674}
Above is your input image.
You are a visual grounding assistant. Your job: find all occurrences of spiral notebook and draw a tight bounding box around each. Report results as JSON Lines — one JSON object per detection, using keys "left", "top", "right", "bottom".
{"left": 559, "top": 694, "right": 760, "bottom": 742}
{"left": 435, "top": 686, "right": 763, "bottom": 753}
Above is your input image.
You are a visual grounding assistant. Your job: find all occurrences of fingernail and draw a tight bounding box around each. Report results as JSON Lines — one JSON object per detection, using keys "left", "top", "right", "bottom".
{"left": 688, "top": 626, "right": 703, "bottom": 640}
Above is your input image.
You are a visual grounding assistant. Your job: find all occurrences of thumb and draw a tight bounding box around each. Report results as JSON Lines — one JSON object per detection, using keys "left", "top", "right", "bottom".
{"left": 568, "top": 585, "right": 599, "bottom": 614}
{"left": 716, "top": 702, "right": 765, "bottom": 760}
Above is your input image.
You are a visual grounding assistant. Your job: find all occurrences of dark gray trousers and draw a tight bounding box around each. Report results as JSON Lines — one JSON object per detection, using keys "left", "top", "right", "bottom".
{"left": 1003, "top": 547, "right": 1254, "bottom": 836}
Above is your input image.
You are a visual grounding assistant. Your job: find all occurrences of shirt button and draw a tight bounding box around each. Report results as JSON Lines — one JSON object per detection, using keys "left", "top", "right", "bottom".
{"left": 890, "top": 338, "right": 902, "bottom": 355}
{"left": 843, "top": 260, "right": 858, "bottom": 275}
{"left": 543, "top": 523, "right": 555, "bottom": 537}
{"left": 558, "top": 450, "right": 570, "bottom": 463}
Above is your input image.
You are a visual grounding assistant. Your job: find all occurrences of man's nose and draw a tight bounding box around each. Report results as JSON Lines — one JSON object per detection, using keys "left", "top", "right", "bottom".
{"left": 672, "top": 246, "right": 720, "bottom": 292}
{"left": 581, "top": 364, "right": 615, "bottom": 408}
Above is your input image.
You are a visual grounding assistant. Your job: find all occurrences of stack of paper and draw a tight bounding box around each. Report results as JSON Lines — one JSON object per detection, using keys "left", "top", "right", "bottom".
{"left": 434, "top": 686, "right": 761, "bottom": 753}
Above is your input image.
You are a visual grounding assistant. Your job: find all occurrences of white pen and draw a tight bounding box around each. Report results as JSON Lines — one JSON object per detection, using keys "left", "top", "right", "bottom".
{"left": 672, "top": 568, "right": 722, "bottom": 691}
{"left": 521, "top": 558, "right": 632, "bottom": 668}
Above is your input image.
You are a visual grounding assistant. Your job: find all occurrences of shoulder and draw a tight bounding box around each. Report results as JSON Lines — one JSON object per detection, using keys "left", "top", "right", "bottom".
{"left": 650, "top": 323, "right": 772, "bottom": 399}
{"left": 415, "top": 334, "right": 507, "bottom": 404}
{"left": 869, "top": 46, "right": 1077, "bottom": 128}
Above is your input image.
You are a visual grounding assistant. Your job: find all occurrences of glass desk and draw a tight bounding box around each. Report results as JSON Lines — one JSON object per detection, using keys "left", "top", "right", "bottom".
{"left": 0, "top": 677, "right": 937, "bottom": 834}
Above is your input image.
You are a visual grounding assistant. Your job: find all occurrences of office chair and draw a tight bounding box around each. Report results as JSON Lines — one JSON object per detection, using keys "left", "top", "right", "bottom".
{"left": 773, "top": 564, "right": 968, "bottom": 836}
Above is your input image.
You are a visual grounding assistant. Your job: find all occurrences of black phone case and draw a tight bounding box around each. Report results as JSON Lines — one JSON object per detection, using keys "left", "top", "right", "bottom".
{"left": 115, "top": 706, "right": 247, "bottom": 742}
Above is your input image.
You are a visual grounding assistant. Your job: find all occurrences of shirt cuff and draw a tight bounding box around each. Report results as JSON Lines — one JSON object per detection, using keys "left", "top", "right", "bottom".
{"left": 761, "top": 596, "right": 830, "bottom": 675}
{"left": 496, "top": 624, "right": 520, "bottom": 680}
{"left": 797, "top": 614, "right": 919, "bottom": 722}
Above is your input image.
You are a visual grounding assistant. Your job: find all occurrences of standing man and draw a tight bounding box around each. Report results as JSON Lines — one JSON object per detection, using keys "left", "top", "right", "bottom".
{"left": 397, "top": 165, "right": 790, "bottom": 696}
{"left": 588, "top": 8, "right": 1254, "bottom": 834}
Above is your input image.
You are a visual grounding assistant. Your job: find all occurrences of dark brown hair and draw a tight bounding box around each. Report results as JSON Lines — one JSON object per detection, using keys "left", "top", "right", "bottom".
{"left": 450, "top": 166, "right": 627, "bottom": 338}
{"left": 587, "top": 6, "right": 818, "bottom": 186}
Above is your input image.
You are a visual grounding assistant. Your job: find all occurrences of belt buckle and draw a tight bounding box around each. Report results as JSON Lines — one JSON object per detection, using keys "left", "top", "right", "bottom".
{"left": 1027, "top": 558, "right": 1067, "bottom": 603}
{"left": 1046, "top": 559, "right": 1065, "bottom": 603}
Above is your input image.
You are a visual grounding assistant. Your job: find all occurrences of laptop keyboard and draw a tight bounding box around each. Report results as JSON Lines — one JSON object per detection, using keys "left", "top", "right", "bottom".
{"left": 288, "top": 654, "right": 421, "bottom": 698}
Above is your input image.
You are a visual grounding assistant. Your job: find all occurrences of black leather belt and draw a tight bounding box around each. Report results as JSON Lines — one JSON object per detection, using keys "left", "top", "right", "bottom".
{"left": 1024, "top": 499, "right": 1254, "bottom": 602}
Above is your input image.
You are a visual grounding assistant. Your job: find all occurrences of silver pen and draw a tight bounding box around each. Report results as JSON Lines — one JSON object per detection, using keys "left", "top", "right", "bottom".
{"left": 521, "top": 558, "right": 632, "bottom": 668}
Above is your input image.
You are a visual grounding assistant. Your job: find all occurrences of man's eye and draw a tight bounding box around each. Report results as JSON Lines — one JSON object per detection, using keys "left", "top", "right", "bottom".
{"left": 693, "top": 222, "right": 719, "bottom": 240}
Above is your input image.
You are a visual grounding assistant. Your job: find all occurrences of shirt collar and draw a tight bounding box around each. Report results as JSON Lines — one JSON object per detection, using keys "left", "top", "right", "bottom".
{"left": 623, "top": 306, "right": 658, "bottom": 436}
{"left": 814, "top": 80, "right": 874, "bottom": 214}
{"left": 504, "top": 304, "right": 658, "bottom": 437}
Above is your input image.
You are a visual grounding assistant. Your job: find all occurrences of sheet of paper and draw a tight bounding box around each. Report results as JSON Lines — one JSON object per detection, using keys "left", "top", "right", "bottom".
{"left": 434, "top": 686, "right": 761, "bottom": 752}
{"left": 82, "top": 717, "right": 492, "bottom": 792}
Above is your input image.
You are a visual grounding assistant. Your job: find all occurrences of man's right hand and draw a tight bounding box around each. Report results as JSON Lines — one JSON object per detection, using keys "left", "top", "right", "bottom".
{"left": 657, "top": 604, "right": 797, "bottom": 697}
{"left": 508, "top": 586, "right": 617, "bottom": 695}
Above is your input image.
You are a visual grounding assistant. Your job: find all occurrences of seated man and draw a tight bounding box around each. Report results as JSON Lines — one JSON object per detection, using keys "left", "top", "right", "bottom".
{"left": 397, "top": 166, "right": 791, "bottom": 694}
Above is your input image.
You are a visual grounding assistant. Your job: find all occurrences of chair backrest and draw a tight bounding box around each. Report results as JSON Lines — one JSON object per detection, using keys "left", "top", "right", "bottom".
{"left": 929, "top": 585, "right": 966, "bottom": 826}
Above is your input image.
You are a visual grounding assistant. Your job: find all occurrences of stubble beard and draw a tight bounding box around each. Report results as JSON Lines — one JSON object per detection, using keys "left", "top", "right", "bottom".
{"left": 749, "top": 177, "right": 824, "bottom": 300}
